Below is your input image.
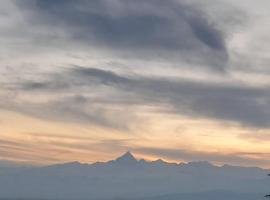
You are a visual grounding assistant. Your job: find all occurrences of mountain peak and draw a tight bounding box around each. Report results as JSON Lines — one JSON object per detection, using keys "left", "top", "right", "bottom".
{"left": 115, "top": 151, "right": 137, "bottom": 164}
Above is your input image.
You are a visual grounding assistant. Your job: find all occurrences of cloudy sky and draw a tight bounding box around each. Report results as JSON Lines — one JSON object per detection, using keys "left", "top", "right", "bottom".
{"left": 0, "top": 0, "right": 270, "bottom": 167}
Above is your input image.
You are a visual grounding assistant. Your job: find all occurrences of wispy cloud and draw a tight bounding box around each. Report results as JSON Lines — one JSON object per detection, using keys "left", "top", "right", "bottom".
{"left": 0, "top": 0, "right": 269, "bottom": 166}
{"left": 2, "top": 66, "right": 269, "bottom": 129}
{"left": 134, "top": 146, "right": 270, "bottom": 167}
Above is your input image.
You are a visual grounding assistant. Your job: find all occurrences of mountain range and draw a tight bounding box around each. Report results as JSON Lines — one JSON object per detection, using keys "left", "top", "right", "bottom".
{"left": 0, "top": 152, "right": 269, "bottom": 200}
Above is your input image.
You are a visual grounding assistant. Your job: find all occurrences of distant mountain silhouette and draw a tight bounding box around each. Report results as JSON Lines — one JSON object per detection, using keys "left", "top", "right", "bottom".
{"left": 114, "top": 151, "right": 137, "bottom": 164}
{"left": 0, "top": 152, "right": 269, "bottom": 200}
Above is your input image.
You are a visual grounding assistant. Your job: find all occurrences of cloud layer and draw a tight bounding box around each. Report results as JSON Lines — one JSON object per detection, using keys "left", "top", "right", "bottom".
{"left": 15, "top": 0, "right": 228, "bottom": 70}
{"left": 2, "top": 66, "right": 270, "bottom": 129}
{"left": 0, "top": 0, "right": 270, "bottom": 166}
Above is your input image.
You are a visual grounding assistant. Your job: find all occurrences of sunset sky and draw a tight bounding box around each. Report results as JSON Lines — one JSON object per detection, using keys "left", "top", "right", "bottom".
{"left": 0, "top": 0, "right": 270, "bottom": 167}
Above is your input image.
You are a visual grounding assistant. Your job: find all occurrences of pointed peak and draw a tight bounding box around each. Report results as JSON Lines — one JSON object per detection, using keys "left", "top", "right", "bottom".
{"left": 124, "top": 151, "right": 133, "bottom": 157}
{"left": 115, "top": 151, "right": 137, "bottom": 164}
{"left": 117, "top": 151, "right": 136, "bottom": 160}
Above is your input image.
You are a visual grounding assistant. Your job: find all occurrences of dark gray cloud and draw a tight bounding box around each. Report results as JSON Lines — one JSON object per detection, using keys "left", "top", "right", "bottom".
{"left": 4, "top": 66, "right": 270, "bottom": 129}
{"left": 15, "top": 0, "right": 228, "bottom": 70}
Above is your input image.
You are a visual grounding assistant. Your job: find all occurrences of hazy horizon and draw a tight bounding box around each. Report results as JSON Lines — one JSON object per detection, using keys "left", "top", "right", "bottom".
{"left": 2, "top": 151, "right": 270, "bottom": 170}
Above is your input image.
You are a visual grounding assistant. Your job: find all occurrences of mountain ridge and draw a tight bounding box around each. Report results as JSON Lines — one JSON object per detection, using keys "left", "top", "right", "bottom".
{"left": 41, "top": 152, "right": 269, "bottom": 170}
{"left": 0, "top": 152, "right": 269, "bottom": 200}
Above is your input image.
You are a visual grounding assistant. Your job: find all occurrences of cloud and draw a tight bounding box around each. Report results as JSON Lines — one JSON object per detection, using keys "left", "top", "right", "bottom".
{"left": 15, "top": 0, "right": 229, "bottom": 70}
{"left": 134, "top": 146, "right": 270, "bottom": 167}
{"left": 238, "top": 130, "right": 270, "bottom": 143}
{"left": 0, "top": 0, "right": 268, "bottom": 167}
{"left": 1, "top": 132, "right": 270, "bottom": 166}
{"left": 2, "top": 66, "right": 270, "bottom": 129}
{"left": 0, "top": 138, "right": 64, "bottom": 163}
{"left": 0, "top": 94, "right": 139, "bottom": 130}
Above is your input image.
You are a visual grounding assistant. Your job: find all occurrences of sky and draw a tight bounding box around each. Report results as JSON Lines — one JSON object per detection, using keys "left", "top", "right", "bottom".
{"left": 0, "top": 0, "right": 270, "bottom": 167}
